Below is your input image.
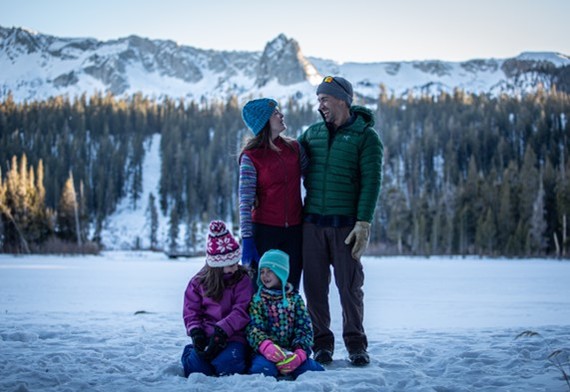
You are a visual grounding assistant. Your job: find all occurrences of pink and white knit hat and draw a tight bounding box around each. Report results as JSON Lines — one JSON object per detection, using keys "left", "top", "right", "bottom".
{"left": 206, "top": 220, "right": 241, "bottom": 267}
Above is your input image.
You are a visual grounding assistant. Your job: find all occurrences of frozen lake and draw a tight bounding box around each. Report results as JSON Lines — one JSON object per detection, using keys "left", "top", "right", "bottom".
{"left": 1, "top": 252, "right": 569, "bottom": 391}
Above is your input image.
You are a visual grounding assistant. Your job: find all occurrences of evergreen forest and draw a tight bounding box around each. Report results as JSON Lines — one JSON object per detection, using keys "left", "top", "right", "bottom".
{"left": 0, "top": 87, "right": 569, "bottom": 257}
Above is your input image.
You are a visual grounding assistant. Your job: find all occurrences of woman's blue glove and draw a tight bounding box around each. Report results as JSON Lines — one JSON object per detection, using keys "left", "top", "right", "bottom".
{"left": 241, "top": 237, "right": 260, "bottom": 267}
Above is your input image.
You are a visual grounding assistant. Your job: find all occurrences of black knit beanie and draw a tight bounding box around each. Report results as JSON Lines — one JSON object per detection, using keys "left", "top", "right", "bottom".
{"left": 316, "top": 76, "right": 353, "bottom": 106}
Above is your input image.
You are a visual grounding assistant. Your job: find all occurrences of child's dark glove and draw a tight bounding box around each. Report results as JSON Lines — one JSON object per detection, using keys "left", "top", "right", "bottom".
{"left": 189, "top": 328, "right": 208, "bottom": 353}
{"left": 201, "top": 326, "right": 228, "bottom": 360}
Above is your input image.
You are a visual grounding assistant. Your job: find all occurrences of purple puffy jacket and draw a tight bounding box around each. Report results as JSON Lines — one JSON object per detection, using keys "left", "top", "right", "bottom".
{"left": 183, "top": 271, "right": 253, "bottom": 344}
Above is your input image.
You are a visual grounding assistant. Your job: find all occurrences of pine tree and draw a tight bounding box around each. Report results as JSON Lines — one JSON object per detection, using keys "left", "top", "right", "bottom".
{"left": 384, "top": 186, "right": 411, "bottom": 254}
{"left": 529, "top": 175, "right": 547, "bottom": 254}
{"left": 497, "top": 164, "right": 517, "bottom": 255}
{"left": 461, "top": 156, "right": 482, "bottom": 253}
{"left": 184, "top": 219, "right": 197, "bottom": 253}
{"left": 519, "top": 145, "right": 540, "bottom": 245}
{"left": 542, "top": 158, "right": 559, "bottom": 253}
{"left": 78, "top": 180, "right": 89, "bottom": 242}
{"left": 556, "top": 160, "right": 570, "bottom": 257}
{"left": 475, "top": 208, "right": 497, "bottom": 255}
{"left": 57, "top": 172, "right": 81, "bottom": 244}
{"left": 168, "top": 205, "right": 179, "bottom": 252}
{"left": 441, "top": 181, "right": 456, "bottom": 254}
{"left": 26, "top": 160, "right": 53, "bottom": 245}
{"left": 147, "top": 193, "right": 159, "bottom": 250}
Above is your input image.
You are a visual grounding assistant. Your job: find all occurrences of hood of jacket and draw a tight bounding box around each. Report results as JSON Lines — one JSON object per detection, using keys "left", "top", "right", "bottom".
{"left": 350, "top": 105, "right": 375, "bottom": 129}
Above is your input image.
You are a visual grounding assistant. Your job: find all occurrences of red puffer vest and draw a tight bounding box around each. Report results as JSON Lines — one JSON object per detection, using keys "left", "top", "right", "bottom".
{"left": 243, "top": 137, "right": 302, "bottom": 228}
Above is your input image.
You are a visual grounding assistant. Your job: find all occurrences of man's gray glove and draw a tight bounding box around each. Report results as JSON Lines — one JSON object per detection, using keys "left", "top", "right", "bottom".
{"left": 344, "top": 221, "right": 371, "bottom": 261}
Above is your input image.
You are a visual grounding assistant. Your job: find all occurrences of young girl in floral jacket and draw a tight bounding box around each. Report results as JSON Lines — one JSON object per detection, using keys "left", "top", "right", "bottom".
{"left": 246, "top": 249, "right": 324, "bottom": 379}
{"left": 181, "top": 220, "right": 253, "bottom": 377}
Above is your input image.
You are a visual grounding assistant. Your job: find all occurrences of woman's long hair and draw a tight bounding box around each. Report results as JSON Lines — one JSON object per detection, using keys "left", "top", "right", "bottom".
{"left": 198, "top": 263, "right": 249, "bottom": 301}
{"left": 238, "top": 122, "right": 297, "bottom": 161}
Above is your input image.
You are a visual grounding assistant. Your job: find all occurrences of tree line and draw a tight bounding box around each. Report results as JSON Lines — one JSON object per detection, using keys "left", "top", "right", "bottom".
{"left": 0, "top": 87, "right": 569, "bottom": 256}
{"left": 375, "top": 87, "right": 569, "bottom": 257}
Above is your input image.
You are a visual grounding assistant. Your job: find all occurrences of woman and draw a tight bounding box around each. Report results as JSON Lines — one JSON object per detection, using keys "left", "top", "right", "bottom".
{"left": 239, "top": 98, "right": 307, "bottom": 289}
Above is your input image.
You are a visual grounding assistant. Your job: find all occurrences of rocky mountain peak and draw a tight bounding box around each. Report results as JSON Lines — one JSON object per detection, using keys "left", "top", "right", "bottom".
{"left": 255, "top": 34, "right": 318, "bottom": 87}
{"left": 0, "top": 26, "right": 44, "bottom": 56}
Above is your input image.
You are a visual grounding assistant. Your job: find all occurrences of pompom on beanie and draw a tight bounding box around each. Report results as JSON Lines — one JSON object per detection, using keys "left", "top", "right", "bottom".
{"left": 316, "top": 76, "right": 353, "bottom": 107}
{"left": 242, "top": 98, "right": 277, "bottom": 136}
{"left": 205, "top": 220, "right": 241, "bottom": 267}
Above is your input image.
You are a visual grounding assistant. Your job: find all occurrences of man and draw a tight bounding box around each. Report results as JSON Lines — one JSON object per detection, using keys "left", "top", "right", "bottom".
{"left": 298, "top": 76, "right": 383, "bottom": 367}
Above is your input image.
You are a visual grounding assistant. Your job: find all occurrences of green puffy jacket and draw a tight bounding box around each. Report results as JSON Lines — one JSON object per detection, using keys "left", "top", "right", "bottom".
{"left": 298, "top": 105, "right": 383, "bottom": 223}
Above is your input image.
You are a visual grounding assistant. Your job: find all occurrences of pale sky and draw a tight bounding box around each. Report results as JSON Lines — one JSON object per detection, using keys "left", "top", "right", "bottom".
{"left": 1, "top": 0, "right": 568, "bottom": 63}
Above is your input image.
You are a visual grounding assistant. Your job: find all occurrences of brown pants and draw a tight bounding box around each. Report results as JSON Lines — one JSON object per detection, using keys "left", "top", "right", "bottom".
{"left": 302, "top": 222, "right": 367, "bottom": 354}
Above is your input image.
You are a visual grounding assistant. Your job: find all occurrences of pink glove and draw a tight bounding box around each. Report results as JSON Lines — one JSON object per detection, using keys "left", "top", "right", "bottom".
{"left": 259, "top": 339, "right": 287, "bottom": 363}
{"left": 276, "top": 349, "right": 307, "bottom": 374}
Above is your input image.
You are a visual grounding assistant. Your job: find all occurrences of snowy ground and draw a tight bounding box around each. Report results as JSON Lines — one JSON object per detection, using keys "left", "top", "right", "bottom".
{"left": 1, "top": 252, "right": 569, "bottom": 391}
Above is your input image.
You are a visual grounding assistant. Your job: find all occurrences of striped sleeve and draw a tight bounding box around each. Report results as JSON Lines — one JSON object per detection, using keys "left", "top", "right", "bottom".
{"left": 239, "top": 153, "right": 257, "bottom": 238}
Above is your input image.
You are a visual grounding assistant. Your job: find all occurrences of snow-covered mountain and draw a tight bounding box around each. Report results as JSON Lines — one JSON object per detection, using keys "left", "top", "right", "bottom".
{"left": 1, "top": 25, "right": 569, "bottom": 104}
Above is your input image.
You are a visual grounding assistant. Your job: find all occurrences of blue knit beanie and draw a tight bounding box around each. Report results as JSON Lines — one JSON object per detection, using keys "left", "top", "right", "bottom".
{"left": 316, "top": 76, "right": 353, "bottom": 106}
{"left": 256, "top": 249, "right": 290, "bottom": 305}
{"left": 242, "top": 98, "right": 277, "bottom": 136}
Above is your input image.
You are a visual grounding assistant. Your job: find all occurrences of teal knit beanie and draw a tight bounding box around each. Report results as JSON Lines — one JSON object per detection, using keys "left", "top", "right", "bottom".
{"left": 256, "top": 249, "right": 290, "bottom": 305}
{"left": 242, "top": 98, "right": 277, "bottom": 136}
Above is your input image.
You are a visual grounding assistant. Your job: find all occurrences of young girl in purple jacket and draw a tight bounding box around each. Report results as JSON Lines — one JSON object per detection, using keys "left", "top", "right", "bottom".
{"left": 181, "top": 220, "right": 254, "bottom": 377}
